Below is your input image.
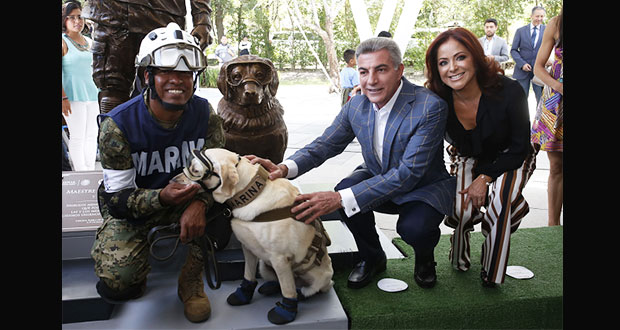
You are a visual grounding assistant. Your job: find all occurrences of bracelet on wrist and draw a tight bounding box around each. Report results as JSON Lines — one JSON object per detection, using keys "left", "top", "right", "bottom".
{"left": 479, "top": 174, "right": 492, "bottom": 186}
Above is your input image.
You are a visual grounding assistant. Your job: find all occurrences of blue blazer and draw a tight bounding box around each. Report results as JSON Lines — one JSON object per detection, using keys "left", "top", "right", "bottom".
{"left": 289, "top": 77, "right": 455, "bottom": 216}
{"left": 510, "top": 24, "right": 546, "bottom": 80}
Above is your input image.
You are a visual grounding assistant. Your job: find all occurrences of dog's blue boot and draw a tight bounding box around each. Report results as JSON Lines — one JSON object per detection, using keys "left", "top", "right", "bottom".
{"left": 258, "top": 280, "right": 281, "bottom": 296}
{"left": 267, "top": 297, "right": 298, "bottom": 324}
{"left": 296, "top": 287, "right": 309, "bottom": 301}
{"left": 226, "top": 278, "right": 257, "bottom": 306}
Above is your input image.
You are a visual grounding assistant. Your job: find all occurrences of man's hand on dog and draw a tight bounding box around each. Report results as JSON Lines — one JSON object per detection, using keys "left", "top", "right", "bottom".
{"left": 245, "top": 155, "right": 289, "bottom": 180}
{"left": 293, "top": 192, "right": 342, "bottom": 224}
{"left": 245, "top": 155, "right": 342, "bottom": 224}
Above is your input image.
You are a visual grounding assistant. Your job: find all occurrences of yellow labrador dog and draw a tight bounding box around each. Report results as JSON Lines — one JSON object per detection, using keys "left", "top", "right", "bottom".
{"left": 172, "top": 148, "right": 333, "bottom": 325}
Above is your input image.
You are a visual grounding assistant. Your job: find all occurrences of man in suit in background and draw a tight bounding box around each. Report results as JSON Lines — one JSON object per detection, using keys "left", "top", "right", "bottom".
{"left": 249, "top": 37, "right": 455, "bottom": 290}
{"left": 479, "top": 18, "right": 510, "bottom": 64}
{"left": 511, "top": 6, "right": 546, "bottom": 103}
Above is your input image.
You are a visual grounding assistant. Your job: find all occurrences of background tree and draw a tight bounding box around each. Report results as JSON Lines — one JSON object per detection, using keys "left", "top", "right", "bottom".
{"left": 75, "top": 0, "right": 561, "bottom": 86}
{"left": 289, "top": 0, "right": 344, "bottom": 93}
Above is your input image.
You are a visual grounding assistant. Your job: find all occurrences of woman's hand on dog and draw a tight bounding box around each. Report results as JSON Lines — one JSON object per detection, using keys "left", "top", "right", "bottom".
{"left": 245, "top": 155, "right": 289, "bottom": 179}
{"left": 293, "top": 191, "right": 342, "bottom": 224}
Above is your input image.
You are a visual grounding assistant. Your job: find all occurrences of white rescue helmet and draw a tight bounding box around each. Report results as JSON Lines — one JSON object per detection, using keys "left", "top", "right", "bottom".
{"left": 136, "top": 22, "right": 206, "bottom": 72}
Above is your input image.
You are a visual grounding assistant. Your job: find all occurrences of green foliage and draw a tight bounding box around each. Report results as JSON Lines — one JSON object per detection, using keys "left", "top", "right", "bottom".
{"left": 206, "top": 0, "right": 563, "bottom": 73}
{"left": 199, "top": 67, "right": 220, "bottom": 88}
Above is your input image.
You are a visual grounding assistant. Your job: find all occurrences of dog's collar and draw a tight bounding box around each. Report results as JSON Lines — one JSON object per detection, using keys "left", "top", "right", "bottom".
{"left": 225, "top": 164, "right": 270, "bottom": 209}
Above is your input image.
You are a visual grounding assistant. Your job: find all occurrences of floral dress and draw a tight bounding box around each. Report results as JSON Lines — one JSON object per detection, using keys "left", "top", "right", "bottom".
{"left": 531, "top": 46, "right": 563, "bottom": 152}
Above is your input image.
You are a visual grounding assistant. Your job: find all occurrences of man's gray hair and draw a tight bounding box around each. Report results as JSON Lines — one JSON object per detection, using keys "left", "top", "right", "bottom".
{"left": 355, "top": 37, "right": 402, "bottom": 69}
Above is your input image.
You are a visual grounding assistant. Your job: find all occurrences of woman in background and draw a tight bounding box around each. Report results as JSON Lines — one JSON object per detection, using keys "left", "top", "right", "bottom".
{"left": 62, "top": 1, "right": 99, "bottom": 171}
{"left": 531, "top": 7, "right": 563, "bottom": 226}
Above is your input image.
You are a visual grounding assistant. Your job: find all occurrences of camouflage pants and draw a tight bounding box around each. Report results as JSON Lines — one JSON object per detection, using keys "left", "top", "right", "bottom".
{"left": 90, "top": 201, "right": 199, "bottom": 292}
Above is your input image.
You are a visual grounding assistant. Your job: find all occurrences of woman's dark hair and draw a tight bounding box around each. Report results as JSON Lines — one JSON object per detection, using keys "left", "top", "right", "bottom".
{"left": 62, "top": 1, "right": 83, "bottom": 33}
{"left": 484, "top": 18, "right": 498, "bottom": 26}
{"left": 424, "top": 27, "right": 504, "bottom": 100}
{"left": 555, "top": 7, "right": 563, "bottom": 49}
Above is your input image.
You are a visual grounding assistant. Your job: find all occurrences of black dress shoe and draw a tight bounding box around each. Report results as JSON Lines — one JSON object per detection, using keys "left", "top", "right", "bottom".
{"left": 414, "top": 259, "right": 437, "bottom": 288}
{"left": 347, "top": 254, "right": 387, "bottom": 289}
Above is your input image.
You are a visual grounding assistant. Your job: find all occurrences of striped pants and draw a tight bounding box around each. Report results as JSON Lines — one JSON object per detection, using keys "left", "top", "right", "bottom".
{"left": 444, "top": 144, "right": 537, "bottom": 284}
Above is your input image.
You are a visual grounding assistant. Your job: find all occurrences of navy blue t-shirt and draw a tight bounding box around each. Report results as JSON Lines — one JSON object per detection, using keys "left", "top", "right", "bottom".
{"left": 98, "top": 94, "right": 211, "bottom": 189}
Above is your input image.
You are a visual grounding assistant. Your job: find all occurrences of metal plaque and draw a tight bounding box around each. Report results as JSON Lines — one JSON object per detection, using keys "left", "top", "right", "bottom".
{"left": 62, "top": 171, "right": 104, "bottom": 232}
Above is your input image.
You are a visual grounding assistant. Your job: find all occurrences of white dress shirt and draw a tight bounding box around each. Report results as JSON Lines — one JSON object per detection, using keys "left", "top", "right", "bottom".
{"left": 283, "top": 81, "right": 404, "bottom": 217}
{"left": 482, "top": 36, "right": 494, "bottom": 56}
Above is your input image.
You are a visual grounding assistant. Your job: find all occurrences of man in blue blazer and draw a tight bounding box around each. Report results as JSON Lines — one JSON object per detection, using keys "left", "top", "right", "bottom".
{"left": 511, "top": 6, "right": 546, "bottom": 104}
{"left": 250, "top": 37, "right": 455, "bottom": 289}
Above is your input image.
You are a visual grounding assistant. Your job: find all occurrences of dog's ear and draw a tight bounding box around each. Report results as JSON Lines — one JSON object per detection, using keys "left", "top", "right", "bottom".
{"left": 217, "top": 63, "right": 230, "bottom": 100}
{"left": 263, "top": 59, "right": 279, "bottom": 97}
{"left": 219, "top": 163, "right": 240, "bottom": 197}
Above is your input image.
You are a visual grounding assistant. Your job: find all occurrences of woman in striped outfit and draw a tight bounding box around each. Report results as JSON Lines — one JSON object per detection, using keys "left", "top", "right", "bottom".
{"left": 425, "top": 28, "right": 536, "bottom": 287}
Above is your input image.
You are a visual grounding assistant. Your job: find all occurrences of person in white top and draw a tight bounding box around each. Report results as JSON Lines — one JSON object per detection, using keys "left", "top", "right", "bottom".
{"left": 61, "top": 1, "right": 100, "bottom": 171}
{"left": 238, "top": 35, "right": 251, "bottom": 56}
{"left": 478, "top": 18, "right": 510, "bottom": 63}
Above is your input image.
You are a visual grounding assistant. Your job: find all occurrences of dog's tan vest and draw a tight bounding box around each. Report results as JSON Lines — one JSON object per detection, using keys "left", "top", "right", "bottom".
{"left": 226, "top": 165, "right": 331, "bottom": 274}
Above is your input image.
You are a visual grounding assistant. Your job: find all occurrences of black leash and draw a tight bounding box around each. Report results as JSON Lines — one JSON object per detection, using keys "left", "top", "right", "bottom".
{"left": 147, "top": 205, "right": 232, "bottom": 290}
{"left": 147, "top": 222, "right": 182, "bottom": 262}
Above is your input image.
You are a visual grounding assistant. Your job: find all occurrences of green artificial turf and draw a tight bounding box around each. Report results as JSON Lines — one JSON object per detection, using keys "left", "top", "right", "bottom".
{"left": 332, "top": 226, "right": 563, "bottom": 329}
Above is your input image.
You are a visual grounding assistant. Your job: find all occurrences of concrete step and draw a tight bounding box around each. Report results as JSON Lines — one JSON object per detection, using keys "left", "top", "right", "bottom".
{"left": 61, "top": 171, "right": 405, "bottom": 327}
{"left": 63, "top": 275, "right": 348, "bottom": 329}
{"left": 62, "top": 219, "right": 402, "bottom": 327}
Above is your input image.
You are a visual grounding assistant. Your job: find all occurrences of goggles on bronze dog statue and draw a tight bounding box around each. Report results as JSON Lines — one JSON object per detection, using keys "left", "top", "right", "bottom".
{"left": 225, "top": 62, "right": 274, "bottom": 87}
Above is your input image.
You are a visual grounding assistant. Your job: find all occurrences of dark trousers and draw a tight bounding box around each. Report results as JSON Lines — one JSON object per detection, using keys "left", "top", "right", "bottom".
{"left": 516, "top": 76, "right": 543, "bottom": 104}
{"left": 334, "top": 167, "right": 445, "bottom": 263}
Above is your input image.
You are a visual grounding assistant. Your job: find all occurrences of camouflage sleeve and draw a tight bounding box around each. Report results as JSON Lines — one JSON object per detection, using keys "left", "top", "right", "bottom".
{"left": 194, "top": 103, "right": 226, "bottom": 208}
{"left": 98, "top": 117, "right": 166, "bottom": 222}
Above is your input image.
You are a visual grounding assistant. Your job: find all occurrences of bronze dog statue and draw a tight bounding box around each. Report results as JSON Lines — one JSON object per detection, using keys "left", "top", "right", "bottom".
{"left": 216, "top": 55, "right": 288, "bottom": 164}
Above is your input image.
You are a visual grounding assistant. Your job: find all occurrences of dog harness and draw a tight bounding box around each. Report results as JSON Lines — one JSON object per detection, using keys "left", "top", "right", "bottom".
{"left": 180, "top": 150, "right": 332, "bottom": 274}
{"left": 211, "top": 156, "right": 332, "bottom": 274}
{"left": 249, "top": 199, "right": 332, "bottom": 274}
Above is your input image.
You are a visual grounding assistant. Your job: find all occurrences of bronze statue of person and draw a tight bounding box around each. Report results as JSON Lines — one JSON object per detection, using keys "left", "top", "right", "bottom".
{"left": 82, "top": 0, "right": 213, "bottom": 113}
